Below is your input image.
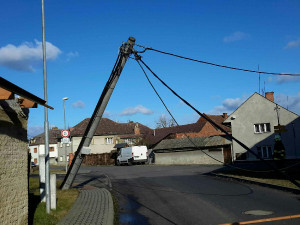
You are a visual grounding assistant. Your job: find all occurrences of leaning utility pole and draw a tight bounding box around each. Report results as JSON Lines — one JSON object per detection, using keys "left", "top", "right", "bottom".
{"left": 61, "top": 37, "right": 136, "bottom": 189}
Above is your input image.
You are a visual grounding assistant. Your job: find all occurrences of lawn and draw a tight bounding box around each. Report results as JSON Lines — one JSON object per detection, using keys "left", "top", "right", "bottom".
{"left": 213, "top": 161, "right": 300, "bottom": 190}
{"left": 29, "top": 177, "right": 79, "bottom": 225}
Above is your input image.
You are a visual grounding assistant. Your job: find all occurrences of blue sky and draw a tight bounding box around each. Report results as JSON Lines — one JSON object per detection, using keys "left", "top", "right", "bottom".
{"left": 1, "top": 0, "right": 300, "bottom": 137}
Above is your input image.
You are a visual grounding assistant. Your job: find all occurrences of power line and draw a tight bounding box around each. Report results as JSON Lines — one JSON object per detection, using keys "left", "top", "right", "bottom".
{"left": 135, "top": 44, "right": 300, "bottom": 76}
{"left": 133, "top": 55, "right": 300, "bottom": 173}
{"left": 134, "top": 54, "right": 300, "bottom": 189}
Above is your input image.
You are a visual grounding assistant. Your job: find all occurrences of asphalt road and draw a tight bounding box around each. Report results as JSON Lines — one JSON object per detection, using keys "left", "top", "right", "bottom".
{"left": 69, "top": 165, "right": 300, "bottom": 225}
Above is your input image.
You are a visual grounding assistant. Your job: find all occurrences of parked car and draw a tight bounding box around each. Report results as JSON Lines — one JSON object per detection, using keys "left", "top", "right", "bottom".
{"left": 116, "top": 146, "right": 148, "bottom": 166}
{"left": 31, "top": 162, "right": 37, "bottom": 167}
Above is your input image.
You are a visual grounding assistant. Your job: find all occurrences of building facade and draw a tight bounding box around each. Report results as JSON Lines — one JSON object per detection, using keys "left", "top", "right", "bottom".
{"left": 224, "top": 92, "right": 300, "bottom": 161}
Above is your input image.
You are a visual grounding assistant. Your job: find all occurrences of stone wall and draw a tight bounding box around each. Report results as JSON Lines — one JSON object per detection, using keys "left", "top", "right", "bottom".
{"left": 0, "top": 100, "right": 29, "bottom": 225}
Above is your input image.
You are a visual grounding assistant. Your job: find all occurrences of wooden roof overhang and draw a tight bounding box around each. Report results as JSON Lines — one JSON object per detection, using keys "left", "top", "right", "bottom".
{"left": 0, "top": 76, "right": 54, "bottom": 109}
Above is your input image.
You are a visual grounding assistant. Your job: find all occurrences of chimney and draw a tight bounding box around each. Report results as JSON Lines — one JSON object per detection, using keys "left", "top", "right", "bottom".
{"left": 265, "top": 92, "right": 274, "bottom": 102}
{"left": 134, "top": 123, "right": 140, "bottom": 135}
{"left": 222, "top": 113, "right": 228, "bottom": 119}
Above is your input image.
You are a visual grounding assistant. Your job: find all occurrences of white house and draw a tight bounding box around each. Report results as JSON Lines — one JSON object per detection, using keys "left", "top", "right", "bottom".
{"left": 224, "top": 92, "right": 300, "bottom": 161}
{"left": 29, "top": 128, "right": 61, "bottom": 165}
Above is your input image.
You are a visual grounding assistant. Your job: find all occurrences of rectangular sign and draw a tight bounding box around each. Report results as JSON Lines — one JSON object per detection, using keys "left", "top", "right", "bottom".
{"left": 62, "top": 138, "right": 71, "bottom": 144}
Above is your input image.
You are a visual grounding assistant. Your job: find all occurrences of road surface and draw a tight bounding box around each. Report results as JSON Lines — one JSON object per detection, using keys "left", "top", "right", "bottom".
{"left": 67, "top": 165, "right": 300, "bottom": 225}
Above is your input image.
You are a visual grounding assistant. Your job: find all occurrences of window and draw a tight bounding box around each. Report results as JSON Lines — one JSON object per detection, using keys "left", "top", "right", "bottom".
{"left": 60, "top": 156, "right": 63, "bottom": 162}
{"left": 254, "top": 123, "right": 271, "bottom": 133}
{"left": 34, "top": 158, "right": 37, "bottom": 163}
{"left": 34, "top": 148, "right": 37, "bottom": 153}
{"left": 257, "top": 146, "right": 272, "bottom": 159}
{"left": 49, "top": 147, "right": 54, "bottom": 152}
{"left": 124, "top": 138, "right": 134, "bottom": 145}
{"left": 105, "top": 137, "right": 113, "bottom": 144}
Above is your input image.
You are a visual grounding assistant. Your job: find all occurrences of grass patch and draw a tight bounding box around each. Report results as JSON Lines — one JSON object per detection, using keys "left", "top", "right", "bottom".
{"left": 213, "top": 162, "right": 300, "bottom": 190}
{"left": 111, "top": 193, "right": 119, "bottom": 225}
{"left": 218, "top": 173, "right": 300, "bottom": 189}
{"left": 29, "top": 177, "right": 79, "bottom": 225}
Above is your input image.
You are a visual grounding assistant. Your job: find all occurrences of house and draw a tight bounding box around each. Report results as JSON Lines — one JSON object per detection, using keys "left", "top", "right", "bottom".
{"left": 71, "top": 118, "right": 152, "bottom": 154}
{"left": 29, "top": 128, "right": 58, "bottom": 165}
{"left": 153, "top": 136, "right": 232, "bottom": 165}
{"left": 0, "top": 77, "right": 53, "bottom": 224}
{"left": 145, "top": 113, "right": 231, "bottom": 147}
{"left": 223, "top": 92, "right": 300, "bottom": 161}
{"left": 149, "top": 114, "right": 232, "bottom": 164}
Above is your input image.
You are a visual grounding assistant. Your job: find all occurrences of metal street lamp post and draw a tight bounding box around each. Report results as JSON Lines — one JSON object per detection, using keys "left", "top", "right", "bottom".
{"left": 63, "top": 97, "right": 69, "bottom": 172}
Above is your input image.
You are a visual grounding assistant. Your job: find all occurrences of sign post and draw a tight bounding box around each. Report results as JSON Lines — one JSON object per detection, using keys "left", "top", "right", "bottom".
{"left": 61, "top": 129, "right": 70, "bottom": 172}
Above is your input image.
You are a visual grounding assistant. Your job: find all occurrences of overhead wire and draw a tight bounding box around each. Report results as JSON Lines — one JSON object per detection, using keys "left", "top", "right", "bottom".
{"left": 133, "top": 55, "right": 294, "bottom": 173}
{"left": 132, "top": 53, "right": 300, "bottom": 189}
{"left": 135, "top": 44, "right": 300, "bottom": 77}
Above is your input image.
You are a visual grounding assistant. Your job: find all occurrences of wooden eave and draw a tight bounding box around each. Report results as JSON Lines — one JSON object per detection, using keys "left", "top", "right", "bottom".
{"left": 0, "top": 76, "right": 53, "bottom": 109}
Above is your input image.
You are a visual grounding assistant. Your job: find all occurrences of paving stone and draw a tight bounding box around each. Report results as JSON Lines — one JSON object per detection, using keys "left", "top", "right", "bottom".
{"left": 58, "top": 188, "right": 114, "bottom": 225}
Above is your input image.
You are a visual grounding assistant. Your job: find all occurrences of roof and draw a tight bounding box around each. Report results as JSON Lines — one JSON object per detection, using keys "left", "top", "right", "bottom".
{"left": 114, "top": 143, "right": 129, "bottom": 148}
{"left": 71, "top": 118, "right": 152, "bottom": 137}
{"left": 29, "top": 128, "right": 62, "bottom": 145}
{"left": 144, "top": 114, "right": 231, "bottom": 147}
{"left": 0, "top": 76, "right": 53, "bottom": 109}
{"left": 224, "top": 92, "right": 299, "bottom": 123}
{"left": 144, "top": 122, "right": 207, "bottom": 147}
{"left": 197, "top": 114, "right": 231, "bottom": 132}
{"left": 153, "top": 135, "right": 231, "bottom": 152}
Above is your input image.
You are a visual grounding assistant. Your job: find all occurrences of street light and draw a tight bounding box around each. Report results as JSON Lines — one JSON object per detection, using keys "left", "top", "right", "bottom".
{"left": 63, "top": 97, "right": 69, "bottom": 172}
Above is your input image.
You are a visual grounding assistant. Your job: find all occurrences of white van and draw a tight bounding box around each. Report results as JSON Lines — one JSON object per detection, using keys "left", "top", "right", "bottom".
{"left": 116, "top": 146, "right": 148, "bottom": 166}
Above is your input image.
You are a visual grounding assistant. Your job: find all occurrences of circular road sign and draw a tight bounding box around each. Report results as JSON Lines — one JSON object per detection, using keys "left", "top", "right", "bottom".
{"left": 61, "top": 129, "right": 70, "bottom": 138}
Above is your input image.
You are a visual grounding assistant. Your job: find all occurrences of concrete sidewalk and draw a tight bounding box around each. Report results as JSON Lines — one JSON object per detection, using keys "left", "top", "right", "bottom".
{"left": 58, "top": 188, "right": 114, "bottom": 225}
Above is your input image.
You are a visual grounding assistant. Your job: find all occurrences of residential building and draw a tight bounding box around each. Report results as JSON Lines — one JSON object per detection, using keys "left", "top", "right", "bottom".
{"left": 29, "top": 127, "right": 72, "bottom": 165}
{"left": 148, "top": 114, "right": 232, "bottom": 164}
{"left": 223, "top": 92, "right": 300, "bottom": 161}
{"left": 153, "top": 136, "right": 232, "bottom": 165}
{"left": 71, "top": 118, "right": 152, "bottom": 154}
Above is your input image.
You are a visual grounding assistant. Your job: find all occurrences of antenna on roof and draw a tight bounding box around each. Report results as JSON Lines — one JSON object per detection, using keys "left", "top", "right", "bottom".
{"left": 258, "top": 65, "right": 260, "bottom": 94}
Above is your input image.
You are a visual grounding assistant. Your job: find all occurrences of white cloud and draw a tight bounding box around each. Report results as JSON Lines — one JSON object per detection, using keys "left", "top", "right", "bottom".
{"left": 284, "top": 38, "right": 300, "bottom": 49}
{"left": 72, "top": 100, "right": 85, "bottom": 108}
{"left": 276, "top": 92, "right": 300, "bottom": 115}
{"left": 120, "top": 105, "right": 153, "bottom": 116}
{"left": 103, "top": 111, "right": 113, "bottom": 118}
{"left": 266, "top": 75, "right": 300, "bottom": 84}
{"left": 66, "top": 51, "right": 79, "bottom": 61}
{"left": 0, "top": 40, "right": 61, "bottom": 72}
{"left": 276, "top": 76, "right": 300, "bottom": 84}
{"left": 223, "top": 31, "right": 248, "bottom": 43}
{"left": 67, "top": 51, "right": 79, "bottom": 57}
{"left": 208, "top": 95, "right": 248, "bottom": 114}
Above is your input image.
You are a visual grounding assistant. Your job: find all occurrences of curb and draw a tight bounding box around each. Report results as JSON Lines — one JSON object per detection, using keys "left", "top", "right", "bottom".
{"left": 208, "top": 172, "right": 300, "bottom": 194}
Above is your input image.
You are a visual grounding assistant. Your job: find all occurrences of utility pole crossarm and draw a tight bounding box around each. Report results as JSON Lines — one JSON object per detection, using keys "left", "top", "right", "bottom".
{"left": 61, "top": 37, "right": 136, "bottom": 189}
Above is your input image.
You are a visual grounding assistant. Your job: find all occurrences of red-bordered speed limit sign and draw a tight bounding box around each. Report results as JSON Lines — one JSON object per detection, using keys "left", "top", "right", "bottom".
{"left": 61, "top": 129, "right": 70, "bottom": 138}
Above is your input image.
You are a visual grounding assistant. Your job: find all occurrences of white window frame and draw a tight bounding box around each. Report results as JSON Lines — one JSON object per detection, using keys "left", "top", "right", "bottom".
{"left": 257, "top": 146, "right": 273, "bottom": 159}
{"left": 254, "top": 123, "right": 271, "bottom": 133}
{"left": 105, "top": 137, "right": 113, "bottom": 144}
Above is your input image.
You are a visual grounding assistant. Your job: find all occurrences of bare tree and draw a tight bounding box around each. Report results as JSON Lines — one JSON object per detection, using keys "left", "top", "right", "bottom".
{"left": 156, "top": 114, "right": 176, "bottom": 128}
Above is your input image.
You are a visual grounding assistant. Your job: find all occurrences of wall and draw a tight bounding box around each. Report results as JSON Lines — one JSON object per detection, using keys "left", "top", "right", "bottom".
{"left": 155, "top": 148, "right": 224, "bottom": 165}
{"left": 29, "top": 143, "right": 59, "bottom": 165}
{"left": 72, "top": 135, "right": 118, "bottom": 154}
{"left": 226, "top": 93, "right": 300, "bottom": 160}
{"left": 0, "top": 100, "right": 28, "bottom": 225}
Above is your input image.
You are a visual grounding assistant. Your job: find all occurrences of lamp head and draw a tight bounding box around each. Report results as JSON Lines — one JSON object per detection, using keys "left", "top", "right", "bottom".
{"left": 63, "top": 97, "right": 69, "bottom": 101}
